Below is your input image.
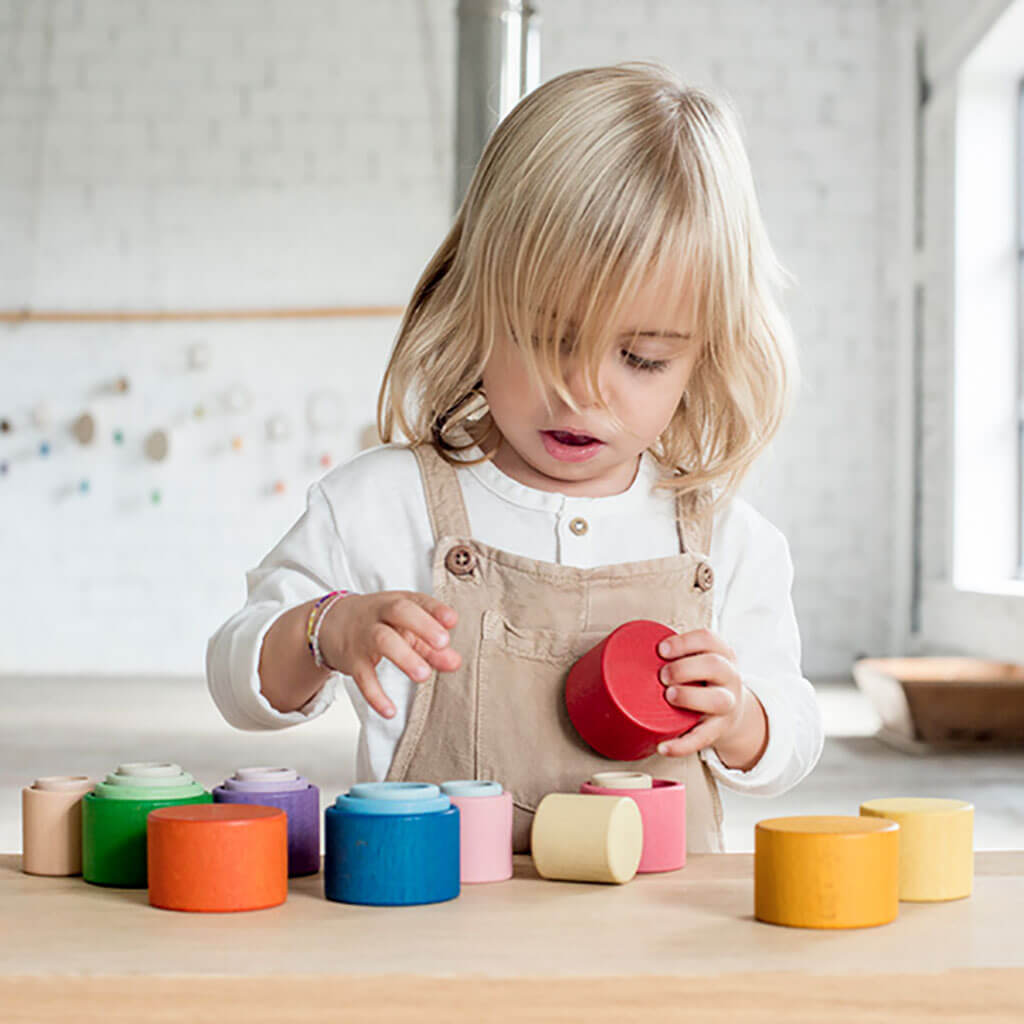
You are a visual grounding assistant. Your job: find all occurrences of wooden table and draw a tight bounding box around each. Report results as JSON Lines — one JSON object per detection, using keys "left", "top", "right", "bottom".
{"left": 2, "top": 852, "right": 1023, "bottom": 1022}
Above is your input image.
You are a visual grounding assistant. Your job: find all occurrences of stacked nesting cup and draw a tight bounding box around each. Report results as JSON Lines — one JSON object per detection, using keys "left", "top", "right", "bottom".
{"left": 82, "top": 762, "right": 210, "bottom": 887}
{"left": 324, "top": 782, "right": 460, "bottom": 906}
{"left": 440, "top": 780, "right": 513, "bottom": 883}
{"left": 22, "top": 775, "right": 95, "bottom": 876}
{"left": 580, "top": 771, "right": 687, "bottom": 872}
{"left": 212, "top": 767, "right": 320, "bottom": 876}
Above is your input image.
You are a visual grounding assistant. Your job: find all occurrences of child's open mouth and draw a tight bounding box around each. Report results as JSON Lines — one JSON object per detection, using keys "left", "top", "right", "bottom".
{"left": 540, "top": 430, "right": 605, "bottom": 462}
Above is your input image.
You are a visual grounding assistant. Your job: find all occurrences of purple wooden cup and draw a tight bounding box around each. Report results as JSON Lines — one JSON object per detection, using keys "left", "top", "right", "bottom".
{"left": 213, "top": 767, "right": 320, "bottom": 877}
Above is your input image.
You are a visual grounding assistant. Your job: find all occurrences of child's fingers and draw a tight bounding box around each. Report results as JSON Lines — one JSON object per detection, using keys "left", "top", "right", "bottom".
{"left": 408, "top": 592, "right": 459, "bottom": 631}
{"left": 659, "top": 652, "right": 737, "bottom": 688}
{"left": 369, "top": 622, "right": 433, "bottom": 684}
{"left": 657, "top": 718, "right": 720, "bottom": 759}
{"left": 406, "top": 633, "right": 462, "bottom": 673}
{"left": 657, "top": 628, "right": 735, "bottom": 663}
{"left": 664, "top": 682, "right": 736, "bottom": 717}
{"left": 350, "top": 660, "right": 396, "bottom": 719}
{"left": 380, "top": 596, "right": 453, "bottom": 650}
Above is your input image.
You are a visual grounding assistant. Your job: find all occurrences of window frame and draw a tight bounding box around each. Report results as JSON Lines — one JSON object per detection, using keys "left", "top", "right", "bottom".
{"left": 1018, "top": 77, "right": 1024, "bottom": 577}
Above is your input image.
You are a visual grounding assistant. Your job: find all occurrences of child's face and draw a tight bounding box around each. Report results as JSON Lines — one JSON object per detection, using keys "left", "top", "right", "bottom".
{"left": 481, "top": 266, "right": 699, "bottom": 497}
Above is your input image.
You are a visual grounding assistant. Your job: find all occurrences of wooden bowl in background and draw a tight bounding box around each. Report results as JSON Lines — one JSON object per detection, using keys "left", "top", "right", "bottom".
{"left": 852, "top": 657, "right": 1024, "bottom": 753}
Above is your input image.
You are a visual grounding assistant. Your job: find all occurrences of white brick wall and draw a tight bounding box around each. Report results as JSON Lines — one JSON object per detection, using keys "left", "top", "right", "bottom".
{"left": 544, "top": 0, "right": 912, "bottom": 673}
{"left": 0, "top": 0, "right": 915, "bottom": 678}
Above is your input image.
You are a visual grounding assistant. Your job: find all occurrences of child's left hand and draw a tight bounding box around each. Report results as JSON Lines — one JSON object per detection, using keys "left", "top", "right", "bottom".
{"left": 654, "top": 628, "right": 768, "bottom": 769}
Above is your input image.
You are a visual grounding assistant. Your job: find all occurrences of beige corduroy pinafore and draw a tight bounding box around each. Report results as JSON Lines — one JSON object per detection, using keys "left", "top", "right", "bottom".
{"left": 386, "top": 442, "right": 725, "bottom": 854}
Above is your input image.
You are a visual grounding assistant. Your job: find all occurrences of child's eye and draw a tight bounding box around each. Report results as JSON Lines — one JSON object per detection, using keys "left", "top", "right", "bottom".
{"left": 621, "top": 349, "right": 669, "bottom": 373}
{"left": 522, "top": 334, "right": 668, "bottom": 373}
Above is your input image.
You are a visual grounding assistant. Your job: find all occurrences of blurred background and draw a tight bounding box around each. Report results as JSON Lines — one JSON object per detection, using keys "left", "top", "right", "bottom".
{"left": 2, "top": 0, "right": 1022, "bottom": 853}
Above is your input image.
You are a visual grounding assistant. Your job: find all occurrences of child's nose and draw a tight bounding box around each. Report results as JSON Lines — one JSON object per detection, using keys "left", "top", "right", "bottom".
{"left": 563, "top": 360, "right": 602, "bottom": 408}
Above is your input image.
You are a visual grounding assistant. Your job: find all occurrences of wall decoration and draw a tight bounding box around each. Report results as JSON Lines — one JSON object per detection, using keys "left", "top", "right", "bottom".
{"left": 225, "top": 385, "right": 251, "bottom": 414}
{"left": 71, "top": 412, "right": 97, "bottom": 445}
{"left": 143, "top": 428, "right": 170, "bottom": 462}
{"left": 31, "top": 402, "right": 52, "bottom": 428}
{"left": 0, "top": 357, "right": 362, "bottom": 511}
{"left": 187, "top": 341, "right": 211, "bottom": 371}
{"left": 306, "top": 391, "right": 345, "bottom": 432}
{"left": 266, "top": 415, "right": 290, "bottom": 442}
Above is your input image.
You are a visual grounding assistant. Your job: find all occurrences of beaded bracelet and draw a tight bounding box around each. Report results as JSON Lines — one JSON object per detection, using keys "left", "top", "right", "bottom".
{"left": 306, "top": 590, "right": 350, "bottom": 670}
{"left": 306, "top": 591, "right": 338, "bottom": 657}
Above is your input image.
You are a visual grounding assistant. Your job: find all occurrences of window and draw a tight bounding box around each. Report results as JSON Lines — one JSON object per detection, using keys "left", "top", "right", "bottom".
{"left": 952, "top": 4, "right": 1024, "bottom": 593}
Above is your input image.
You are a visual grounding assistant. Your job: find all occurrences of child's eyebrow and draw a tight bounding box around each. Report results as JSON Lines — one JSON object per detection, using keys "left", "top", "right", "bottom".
{"left": 618, "top": 329, "right": 693, "bottom": 340}
{"left": 538, "top": 315, "right": 692, "bottom": 342}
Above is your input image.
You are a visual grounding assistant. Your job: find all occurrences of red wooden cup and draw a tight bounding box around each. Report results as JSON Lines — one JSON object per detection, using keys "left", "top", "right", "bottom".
{"left": 566, "top": 620, "right": 701, "bottom": 760}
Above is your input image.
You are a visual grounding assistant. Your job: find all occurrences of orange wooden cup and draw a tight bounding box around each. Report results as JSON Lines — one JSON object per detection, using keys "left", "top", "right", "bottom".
{"left": 147, "top": 804, "right": 288, "bottom": 912}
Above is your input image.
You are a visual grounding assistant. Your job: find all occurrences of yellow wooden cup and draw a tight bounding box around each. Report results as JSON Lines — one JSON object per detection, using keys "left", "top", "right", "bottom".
{"left": 860, "top": 797, "right": 973, "bottom": 902}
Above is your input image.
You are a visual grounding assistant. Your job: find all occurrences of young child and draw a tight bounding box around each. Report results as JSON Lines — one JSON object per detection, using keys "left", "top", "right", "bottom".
{"left": 207, "top": 62, "right": 823, "bottom": 854}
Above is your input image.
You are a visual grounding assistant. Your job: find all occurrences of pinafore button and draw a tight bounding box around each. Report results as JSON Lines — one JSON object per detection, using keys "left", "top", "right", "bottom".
{"left": 569, "top": 517, "right": 588, "bottom": 536}
{"left": 694, "top": 561, "right": 714, "bottom": 592}
{"left": 445, "top": 544, "right": 476, "bottom": 576}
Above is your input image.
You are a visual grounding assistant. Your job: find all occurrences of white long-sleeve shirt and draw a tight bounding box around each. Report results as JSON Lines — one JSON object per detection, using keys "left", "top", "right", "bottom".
{"left": 207, "top": 443, "right": 823, "bottom": 797}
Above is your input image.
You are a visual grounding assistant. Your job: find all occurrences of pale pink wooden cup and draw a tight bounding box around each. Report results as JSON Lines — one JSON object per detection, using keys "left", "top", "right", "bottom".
{"left": 580, "top": 776, "right": 686, "bottom": 872}
{"left": 441, "top": 780, "right": 514, "bottom": 883}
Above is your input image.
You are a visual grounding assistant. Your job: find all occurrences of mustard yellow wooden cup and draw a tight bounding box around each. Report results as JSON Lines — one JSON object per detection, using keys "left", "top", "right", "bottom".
{"left": 755, "top": 815, "right": 900, "bottom": 929}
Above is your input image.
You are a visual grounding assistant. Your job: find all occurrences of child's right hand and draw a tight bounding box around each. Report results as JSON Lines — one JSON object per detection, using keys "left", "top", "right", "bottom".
{"left": 318, "top": 592, "right": 461, "bottom": 719}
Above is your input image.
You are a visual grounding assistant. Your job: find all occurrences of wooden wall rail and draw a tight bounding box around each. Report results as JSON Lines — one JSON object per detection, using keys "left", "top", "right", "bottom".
{"left": 0, "top": 306, "right": 406, "bottom": 324}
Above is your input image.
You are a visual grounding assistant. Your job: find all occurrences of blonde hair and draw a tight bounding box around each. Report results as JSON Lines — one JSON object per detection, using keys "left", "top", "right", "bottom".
{"left": 378, "top": 61, "right": 797, "bottom": 501}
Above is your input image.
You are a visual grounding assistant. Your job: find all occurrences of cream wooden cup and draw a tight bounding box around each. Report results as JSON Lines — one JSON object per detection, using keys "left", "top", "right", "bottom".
{"left": 531, "top": 793, "right": 642, "bottom": 884}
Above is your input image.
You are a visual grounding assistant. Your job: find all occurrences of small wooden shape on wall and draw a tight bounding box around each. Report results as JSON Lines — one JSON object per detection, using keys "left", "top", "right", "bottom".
{"left": 187, "top": 342, "right": 211, "bottom": 371}
{"left": 144, "top": 428, "right": 170, "bottom": 462}
{"left": 266, "top": 415, "right": 290, "bottom": 442}
{"left": 31, "top": 402, "right": 52, "bottom": 428}
{"left": 307, "top": 391, "right": 345, "bottom": 432}
{"left": 225, "top": 385, "right": 251, "bottom": 414}
{"left": 71, "top": 412, "right": 97, "bottom": 445}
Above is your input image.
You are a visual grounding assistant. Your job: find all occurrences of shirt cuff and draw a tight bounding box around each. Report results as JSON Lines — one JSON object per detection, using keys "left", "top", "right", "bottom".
{"left": 219, "top": 603, "right": 338, "bottom": 730}
{"left": 701, "top": 680, "right": 792, "bottom": 795}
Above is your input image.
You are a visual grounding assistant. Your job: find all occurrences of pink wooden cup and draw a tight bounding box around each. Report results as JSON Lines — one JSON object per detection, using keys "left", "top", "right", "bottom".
{"left": 580, "top": 775, "right": 686, "bottom": 872}
{"left": 441, "top": 780, "right": 513, "bottom": 883}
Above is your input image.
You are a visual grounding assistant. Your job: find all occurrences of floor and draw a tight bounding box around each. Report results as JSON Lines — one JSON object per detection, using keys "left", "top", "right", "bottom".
{"left": 2, "top": 675, "right": 1022, "bottom": 853}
